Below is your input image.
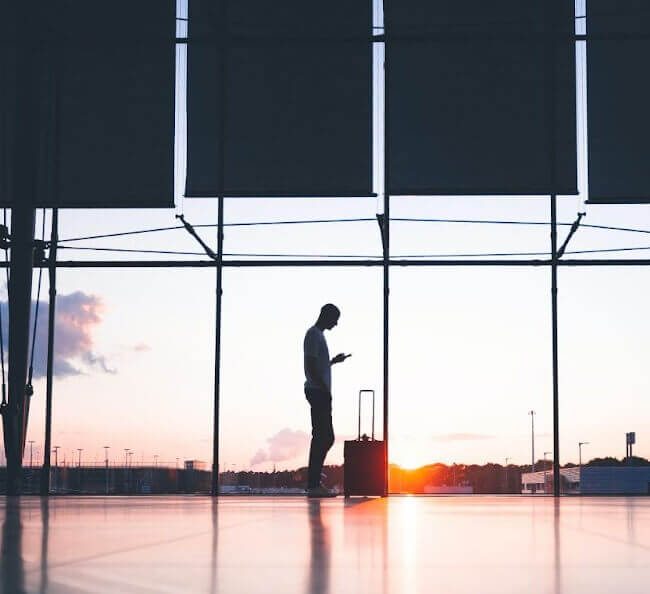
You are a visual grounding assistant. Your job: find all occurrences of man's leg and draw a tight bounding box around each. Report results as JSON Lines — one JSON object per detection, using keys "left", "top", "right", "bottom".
{"left": 306, "top": 391, "right": 335, "bottom": 488}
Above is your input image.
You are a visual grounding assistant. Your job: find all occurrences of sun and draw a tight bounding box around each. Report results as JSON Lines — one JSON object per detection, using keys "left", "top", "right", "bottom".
{"left": 394, "top": 445, "right": 426, "bottom": 470}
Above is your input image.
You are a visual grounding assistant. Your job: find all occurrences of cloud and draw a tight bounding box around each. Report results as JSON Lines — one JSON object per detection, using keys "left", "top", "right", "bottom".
{"left": 250, "top": 428, "right": 310, "bottom": 467}
{"left": 133, "top": 343, "right": 151, "bottom": 352}
{"left": 82, "top": 352, "right": 117, "bottom": 375}
{"left": 0, "top": 290, "right": 114, "bottom": 378}
{"left": 431, "top": 433, "right": 495, "bottom": 442}
{"left": 250, "top": 449, "right": 268, "bottom": 466}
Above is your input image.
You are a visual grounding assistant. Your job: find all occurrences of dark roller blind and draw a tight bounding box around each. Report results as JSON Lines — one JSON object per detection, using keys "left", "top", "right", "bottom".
{"left": 186, "top": 0, "right": 373, "bottom": 197}
{"left": 0, "top": 0, "right": 176, "bottom": 208}
{"left": 0, "top": 2, "right": 17, "bottom": 206}
{"left": 587, "top": 0, "right": 650, "bottom": 203}
{"left": 387, "top": 0, "right": 577, "bottom": 196}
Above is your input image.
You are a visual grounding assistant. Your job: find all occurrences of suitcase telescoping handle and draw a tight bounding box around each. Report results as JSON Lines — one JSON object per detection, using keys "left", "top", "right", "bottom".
{"left": 358, "top": 389, "right": 375, "bottom": 441}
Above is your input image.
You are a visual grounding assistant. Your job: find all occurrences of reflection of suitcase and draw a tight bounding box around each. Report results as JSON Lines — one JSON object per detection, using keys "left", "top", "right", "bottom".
{"left": 344, "top": 389, "right": 386, "bottom": 497}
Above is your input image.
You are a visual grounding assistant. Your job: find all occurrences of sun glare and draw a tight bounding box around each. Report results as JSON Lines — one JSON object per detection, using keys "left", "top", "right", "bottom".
{"left": 394, "top": 447, "right": 426, "bottom": 470}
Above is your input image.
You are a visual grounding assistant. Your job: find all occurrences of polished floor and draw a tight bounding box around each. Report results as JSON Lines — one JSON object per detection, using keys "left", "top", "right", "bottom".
{"left": 1, "top": 495, "right": 649, "bottom": 593}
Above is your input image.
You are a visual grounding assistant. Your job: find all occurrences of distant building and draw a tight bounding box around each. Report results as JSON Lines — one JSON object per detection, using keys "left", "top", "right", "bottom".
{"left": 184, "top": 460, "right": 206, "bottom": 471}
{"left": 423, "top": 485, "right": 473, "bottom": 494}
{"left": 220, "top": 485, "right": 253, "bottom": 494}
{"left": 522, "top": 467, "right": 650, "bottom": 495}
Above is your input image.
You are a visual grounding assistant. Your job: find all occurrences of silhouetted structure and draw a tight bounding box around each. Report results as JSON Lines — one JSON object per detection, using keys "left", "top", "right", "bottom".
{"left": 3, "top": 1, "right": 650, "bottom": 498}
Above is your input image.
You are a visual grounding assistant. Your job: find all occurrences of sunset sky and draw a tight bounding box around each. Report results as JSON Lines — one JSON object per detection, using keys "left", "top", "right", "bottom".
{"left": 7, "top": 193, "right": 649, "bottom": 473}
{"left": 3, "top": 0, "right": 649, "bottom": 474}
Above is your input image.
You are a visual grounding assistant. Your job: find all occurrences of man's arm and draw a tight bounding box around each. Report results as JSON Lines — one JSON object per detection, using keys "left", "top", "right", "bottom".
{"left": 330, "top": 353, "right": 351, "bottom": 365}
{"left": 305, "top": 355, "right": 329, "bottom": 393}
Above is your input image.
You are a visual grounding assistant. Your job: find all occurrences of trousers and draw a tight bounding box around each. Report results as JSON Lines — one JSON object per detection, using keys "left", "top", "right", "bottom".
{"left": 305, "top": 388, "right": 335, "bottom": 488}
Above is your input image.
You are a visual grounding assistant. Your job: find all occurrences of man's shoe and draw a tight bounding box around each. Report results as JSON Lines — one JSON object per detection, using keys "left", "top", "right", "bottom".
{"left": 306, "top": 486, "right": 337, "bottom": 498}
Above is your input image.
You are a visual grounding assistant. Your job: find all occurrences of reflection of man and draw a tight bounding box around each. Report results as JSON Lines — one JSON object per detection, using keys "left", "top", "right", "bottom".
{"left": 303, "top": 304, "right": 350, "bottom": 497}
{"left": 307, "top": 500, "right": 329, "bottom": 594}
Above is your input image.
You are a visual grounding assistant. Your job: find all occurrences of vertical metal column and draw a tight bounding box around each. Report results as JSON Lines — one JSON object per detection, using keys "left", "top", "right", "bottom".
{"left": 551, "top": 196, "right": 560, "bottom": 495}
{"left": 6, "top": 208, "right": 36, "bottom": 495}
{"left": 41, "top": 209, "right": 58, "bottom": 495}
{"left": 211, "top": 0, "right": 227, "bottom": 496}
{"left": 4, "top": 5, "right": 38, "bottom": 495}
{"left": 382, "top": 6, "right": 390, "bottom": 497}
{"left": 545, "top": 3, "right": 561, "bottom": 497}
{"left": 212, "top": 197, "right": 224, "bottom": 496}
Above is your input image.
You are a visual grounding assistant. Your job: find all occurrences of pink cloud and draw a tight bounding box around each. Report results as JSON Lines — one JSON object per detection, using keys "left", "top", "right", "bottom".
{"left": 250, "top": 428, "right": 310, "bottom": 467}
{"left": 1, "top": 291, "right": 114, "bottom": 378}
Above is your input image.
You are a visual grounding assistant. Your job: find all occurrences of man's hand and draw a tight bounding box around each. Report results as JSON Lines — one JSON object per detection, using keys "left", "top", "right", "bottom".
{"left": 330, "top": 353, "right": 351, "bottom": 365}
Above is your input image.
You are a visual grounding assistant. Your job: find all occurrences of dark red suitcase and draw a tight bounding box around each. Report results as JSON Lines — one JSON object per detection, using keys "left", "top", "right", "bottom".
{"left": 344, "top": 389, "right": 386, "bottom": 497}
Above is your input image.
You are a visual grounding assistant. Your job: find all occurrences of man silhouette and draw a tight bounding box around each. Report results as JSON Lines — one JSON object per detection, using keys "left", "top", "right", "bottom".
{"left": 303, "top": 304, "right": 350, "bottom": 497}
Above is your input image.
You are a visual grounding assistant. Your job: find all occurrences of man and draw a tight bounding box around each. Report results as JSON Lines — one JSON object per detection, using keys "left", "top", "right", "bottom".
{"left": 303, "top": 303, "right": 350, "bottom": 497}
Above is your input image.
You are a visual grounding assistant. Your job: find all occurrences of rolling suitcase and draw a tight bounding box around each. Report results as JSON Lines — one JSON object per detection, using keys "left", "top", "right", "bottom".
{"left": 344, "top": 389, "right": 386, "bottom": 497}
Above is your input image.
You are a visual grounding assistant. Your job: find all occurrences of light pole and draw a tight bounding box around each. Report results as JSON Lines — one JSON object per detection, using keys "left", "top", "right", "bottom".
{"left": 543, "top": 451, "right": 552, "bottom": 493}
{"left": 528, "top": 410, "right": 536, "bottom": 472}
{"left": 77, "top": 448, "right": 84, "bottom": 492}
{"left": 28, "top": 440, "right": 35, "bottom": 468}
{"left": 154, "top": 454, "right": 158, "bottom": 468}
{"left": 579, "top": 442, "right": 589, "bottom": 467}
{"left": 504, "top": 458, "right": 510, "bottom": 493}
{"left": 128, "top": 452, "right": 135, "bottom": 493}
{"left": 124, "top": 449, "right": 131, "bottom": 494}
{"left": 53, "top": 446, "right": 60, "bottom": 492}
{"left": 104, "top": 446, "right": 110, "bottom": 495}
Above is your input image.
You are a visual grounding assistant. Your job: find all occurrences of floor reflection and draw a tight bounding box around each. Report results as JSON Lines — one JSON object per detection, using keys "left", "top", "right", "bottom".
{"left": 0, "top": 496, "right": 647, "bottom": 594}
{"left": 39, "top": 497, "right": 49, "bottom": 594}
{"left": 554, "top": 499, "right": 562, "bottom": 594}
{"left": 210, "top": 498, "right": 218, "bottom": 594}
{"left": 307, "top": 500, "right": 330, "bottom": 594}
{"left": 1, "top": 497, "right": 26, "bottom": 594}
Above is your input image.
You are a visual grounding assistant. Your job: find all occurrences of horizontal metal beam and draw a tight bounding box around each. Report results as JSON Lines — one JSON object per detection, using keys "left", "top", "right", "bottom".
{"left": 559, "top": 259, "right": 650, "bottom": 266}
{"left": 8, "top": 258, "right": 650, "bottom": 269}
{"left": 173, "top": 33, "right": 650, "bottom": 45}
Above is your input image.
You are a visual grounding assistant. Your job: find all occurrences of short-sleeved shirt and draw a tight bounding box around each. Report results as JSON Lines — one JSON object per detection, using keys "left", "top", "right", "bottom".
{"left": 303, "top": 325, "right": 331, "bottom": 392}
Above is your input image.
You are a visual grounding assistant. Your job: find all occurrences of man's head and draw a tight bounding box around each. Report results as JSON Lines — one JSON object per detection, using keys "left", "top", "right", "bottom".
{"left": 317, "top": 303, "right": 340, "bottom": 330}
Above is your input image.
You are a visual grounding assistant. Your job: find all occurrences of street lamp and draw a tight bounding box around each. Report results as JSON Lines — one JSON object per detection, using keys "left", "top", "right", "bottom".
{"left": 528, "top": 410, "right": 536, "bottom": 472}
{"left": 28, "top": 440, "right": 35, "bottom": 468}
{"left": 77, "top": 448, "right": 83, "bottom": 468}
{"left": 578, "top": 442, "right": 589, "bottom": 467}
{"left": 104, "top": 446, "right": 110, "bottom": 495}
{"left": 154, "top": 454, "right": 159, "bottom": 468}
{"left": 543, "top": 451, "right": 552, "bottom": 493}
{"left": 52, "top": 446, "right": 61, "bottom": 492}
